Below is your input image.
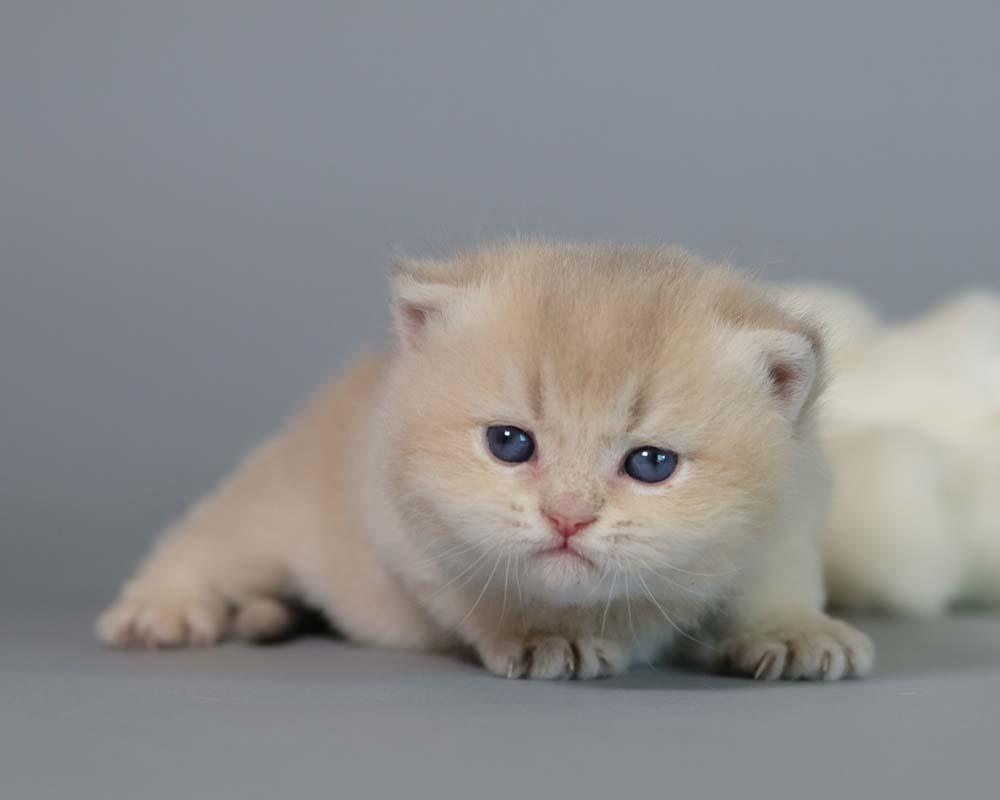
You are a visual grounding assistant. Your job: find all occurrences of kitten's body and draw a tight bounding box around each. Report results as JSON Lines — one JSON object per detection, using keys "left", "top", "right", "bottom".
{"left": 780, "top": 285, "right": 1000, "bottom": 615}
{"left": 99, "top": 242, "right": 872, "bottom": 681}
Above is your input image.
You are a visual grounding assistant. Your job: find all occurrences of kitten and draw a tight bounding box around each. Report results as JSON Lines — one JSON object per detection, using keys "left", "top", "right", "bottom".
{"left": 97, "top": 241, "right": 873, "bottom": 681}
{"left": 780, "top": 284, "right": 1000, "bottom": 615}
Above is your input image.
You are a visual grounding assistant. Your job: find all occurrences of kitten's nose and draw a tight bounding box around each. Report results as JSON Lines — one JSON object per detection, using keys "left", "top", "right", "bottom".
{"left": 542, "top": 496, "right": 598, "bottom": 539}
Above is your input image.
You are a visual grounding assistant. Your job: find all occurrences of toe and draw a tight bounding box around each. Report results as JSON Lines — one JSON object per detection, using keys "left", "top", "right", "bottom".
{"left": 96, "top": 591, "right": 228, "bottom": 650}
{"left": 752, "top": 644, "right": 788, "bottom": 681}
{"left": 574, "top": 638, "right": 629, "bottom": 680}
{"left": 528, "top": 637, "right": 575, "bottom": 680}
{"left": 477, "top": 639, "right": 529, "bottom": 679}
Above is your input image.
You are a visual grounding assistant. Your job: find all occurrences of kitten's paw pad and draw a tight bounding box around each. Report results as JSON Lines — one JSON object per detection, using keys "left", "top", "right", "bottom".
{"left": 722, "top": 617, "right": 873, "bottom": 682}
{"left": 96, "top": 591, "right": 228, "bottom": 649}
{"left": 478, "top": 635, "right": 628, "bottom": 681}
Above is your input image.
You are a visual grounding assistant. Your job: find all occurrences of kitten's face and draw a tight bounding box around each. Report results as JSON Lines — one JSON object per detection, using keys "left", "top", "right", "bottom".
{"left": 384, "top": 244, "right": 819, "bottom": 606}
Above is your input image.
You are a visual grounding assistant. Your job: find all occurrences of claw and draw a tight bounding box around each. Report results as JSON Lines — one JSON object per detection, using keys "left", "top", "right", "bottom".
{"left": 754, "top": 652, "right": 777, "bottom": 680}
{"left": 821, "top": 652, "right": 833, "bottom": 678}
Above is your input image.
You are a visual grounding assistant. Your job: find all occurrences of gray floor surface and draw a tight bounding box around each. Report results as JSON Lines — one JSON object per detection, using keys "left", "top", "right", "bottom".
{"left": 2, "top": 608, "right": 997, "bottom": 800}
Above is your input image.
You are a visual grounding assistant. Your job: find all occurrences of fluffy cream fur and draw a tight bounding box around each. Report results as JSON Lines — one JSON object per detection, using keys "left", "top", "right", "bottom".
{"left": 780, "top": 285, "right": 1000, "bottom": 615}
{"left": 97, "top": 241, "right": 873, "bottom": 681}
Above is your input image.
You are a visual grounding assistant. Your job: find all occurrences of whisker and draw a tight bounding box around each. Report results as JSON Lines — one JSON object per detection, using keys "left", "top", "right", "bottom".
{"left": 643, "top": 567, "right": 737, "bottom": 600}
{"left": 600, "top": 570, "right": 617, "bottom": 639}
{"left": 450, "top": 552, "right": 503, "bottom": 597}
{"left": 624, "top": 569, "right": 654, "bottom": 670}
{"left": 635, "top": 568, "right": 717, "bottom": 652}
{"left": 411, "top": 540, "right": 481, "bottom": 570}
{"left": 429, "top": 546, "right": 495, "bottom": 599}
{"left": 457, "top": 549, "right": 505, "bottom": 628}
{"left": 586, "top": 564, "right": 612, "bottom": 603}
{"left": 647, "top": 558, "right": 744, "bottom": 579}
{"left": 513, "top": 556, "right": 528, "bottom": 635}
{"left": 498, "top": 553, "right": 512, "bottom": 631}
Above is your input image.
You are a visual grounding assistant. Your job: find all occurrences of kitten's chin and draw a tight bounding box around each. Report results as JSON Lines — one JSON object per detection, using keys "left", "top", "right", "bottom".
{"left": 519, "top": 553, "right": 611, "bottom": 606}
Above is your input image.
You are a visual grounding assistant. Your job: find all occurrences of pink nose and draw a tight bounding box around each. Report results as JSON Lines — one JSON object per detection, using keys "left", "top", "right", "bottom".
{"left": 543, "top": 511, "right": 598, "bottom": 540}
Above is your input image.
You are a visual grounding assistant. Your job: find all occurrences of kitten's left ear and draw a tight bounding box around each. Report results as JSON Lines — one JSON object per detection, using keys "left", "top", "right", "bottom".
{"left": 732, "top": 327, "right": 823, "bottom": 423}
{"left": 389, "top": 258, "right": 466, "bottom": 350}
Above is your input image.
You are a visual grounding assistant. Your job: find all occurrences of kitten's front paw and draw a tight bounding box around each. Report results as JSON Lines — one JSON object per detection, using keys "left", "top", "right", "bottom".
{"left": 96, "top": 587, "right": 228, "bottom": 649}
{"left": 477, "top": 635, "right": 629, "bottom": 680}
{"left": 721, "top": 616, "right": 874, "bottom": 682}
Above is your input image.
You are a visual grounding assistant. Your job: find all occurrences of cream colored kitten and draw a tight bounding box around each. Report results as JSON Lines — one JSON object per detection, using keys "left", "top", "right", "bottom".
{"left": 97, "top": 241, "right": 873, "bottom": 681}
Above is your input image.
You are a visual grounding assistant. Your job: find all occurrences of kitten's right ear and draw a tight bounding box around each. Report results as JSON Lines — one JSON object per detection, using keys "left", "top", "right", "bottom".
{"left": 390, "top": 258, "right": 465, "bottom": 350}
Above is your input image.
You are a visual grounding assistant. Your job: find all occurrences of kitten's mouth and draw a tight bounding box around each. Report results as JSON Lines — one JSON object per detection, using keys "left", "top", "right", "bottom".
{"left": 537, "top": 543, "right": 595, "bottom": 568}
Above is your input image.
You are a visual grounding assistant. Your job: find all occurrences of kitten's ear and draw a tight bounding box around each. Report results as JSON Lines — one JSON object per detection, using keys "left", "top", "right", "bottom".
{"left": 390, "top": 258, "right": 465, "bottom": 350}
{"left": 732, "top": 327, "right": 823, "bottom": 423}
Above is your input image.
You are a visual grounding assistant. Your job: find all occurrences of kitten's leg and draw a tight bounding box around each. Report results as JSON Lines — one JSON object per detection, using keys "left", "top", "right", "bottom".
{"left": 97, "top": 439, "right": 302, "bottom": 649}
{"left": 718, "top": 491, "right": 874, "bottom": 681}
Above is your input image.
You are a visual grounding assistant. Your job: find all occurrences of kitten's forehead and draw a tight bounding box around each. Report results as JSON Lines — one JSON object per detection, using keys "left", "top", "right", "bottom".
{"left": 470, "top": 252, "right": 728, "bottom": 441}
{"left": 409, "top": 241, "right": 817, "bottom": 444}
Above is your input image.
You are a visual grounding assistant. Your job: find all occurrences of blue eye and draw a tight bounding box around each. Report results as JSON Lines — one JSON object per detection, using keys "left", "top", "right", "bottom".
{"left": 623, "top": 447, "right": 679, "bottom": 484}
{"left": 486, "top": 426, "right": 536, "bottom": 464}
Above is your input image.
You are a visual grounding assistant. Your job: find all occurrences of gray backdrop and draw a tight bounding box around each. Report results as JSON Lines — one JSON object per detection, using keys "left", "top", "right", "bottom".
{"left": 3, "top": 6, "right": 1000, "bottom": 799}
{"left": 3, "top": 1, "right": 999, "bottom": 622}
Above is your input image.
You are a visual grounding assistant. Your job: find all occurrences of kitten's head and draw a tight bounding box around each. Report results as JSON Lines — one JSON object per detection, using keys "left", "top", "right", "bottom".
{"left": 381, "top": 241, "right": 824, "bottom": 606}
